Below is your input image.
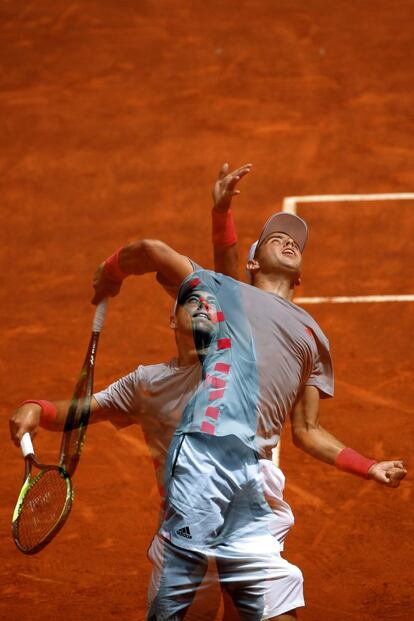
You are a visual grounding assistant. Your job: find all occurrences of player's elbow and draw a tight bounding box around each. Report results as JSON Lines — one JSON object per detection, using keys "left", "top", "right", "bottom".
{"left": 291, "top": 424, "right": 318, "bottom": 451}
{"left": 127, "top": 239, "right": 169, "bottom": 273}
{"left": 138, "top": 238, "right": 167, "bottom": 259}
{"left": 291, "top": 427, "right": 307, "bottom": 450}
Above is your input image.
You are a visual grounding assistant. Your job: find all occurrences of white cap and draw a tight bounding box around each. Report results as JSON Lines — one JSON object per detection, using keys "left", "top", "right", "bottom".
{"left": 246, "top": 212, "right": 308, "bottom": 281}
{"left": 256, "top": 212, "right": 308, "bottom": 253}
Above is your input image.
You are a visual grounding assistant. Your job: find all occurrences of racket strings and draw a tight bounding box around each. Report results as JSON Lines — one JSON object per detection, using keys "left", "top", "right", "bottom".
{"left": 16, "top": 469, "right": 70, "bottom": 551}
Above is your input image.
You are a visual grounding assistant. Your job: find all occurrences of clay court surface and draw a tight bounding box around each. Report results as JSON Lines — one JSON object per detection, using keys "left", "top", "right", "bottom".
{"left": 1, "top": 1, "right": 413, "bottom": 619}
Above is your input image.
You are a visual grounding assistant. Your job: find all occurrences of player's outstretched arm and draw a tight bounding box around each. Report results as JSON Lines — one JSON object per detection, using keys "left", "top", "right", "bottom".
{"left": 92, "top": 240, "right": 193, "bottom": 305}
{"left": 290, "top": 385, "right": 407, "bottom": 487}
{"left": 212, "top": 162, "right": 252, "bottom": 279}
{"left": 9, "top": 398, "right": 126, "bottom": 447}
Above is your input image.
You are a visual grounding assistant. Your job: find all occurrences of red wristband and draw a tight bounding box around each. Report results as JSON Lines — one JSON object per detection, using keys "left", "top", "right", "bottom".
{"left": 335, "top": 447, "right": 377, "bottom": 479}
{"left": 212, "top": 209, "right": 237, "bottom": 247}
{"left": 103, "top": 247, "right": 129, "bottom": 282}
{"left": 22, "top": 400, "right": 58, "bottom": 429}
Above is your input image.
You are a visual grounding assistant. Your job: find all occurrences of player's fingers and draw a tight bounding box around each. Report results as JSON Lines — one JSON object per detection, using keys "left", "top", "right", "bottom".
{"left": 226, "top": 175, "right": 241, "bottom": 191}
{"left": 227, "top": 168, "right": 251, "bottom": 186}
{"left": 232, "top": 162, "right": 253, "bottom": 174}
{"left": 9, "top": 419, "right": 29, "bottom": 447}
{"left": 9, "top": 420, "right": 20, "bottom": 447}
{"left": 234, "top": 163, "right": 253, "bottom": 178}
{"left": 389, "top": 468, "right": 407, "bottom": 480}
{"left": 218, "top": 162, "right": 229, "bottom": 179}
{"left": 385, "top": 469, "right": 407, "bottom": 488}
{"left": 226, "top": 166, "right": 252, "bottom": 190}
{"left": 387, "top": 476, "right": 403, "bottom": 488}
{"left": 393, "top": 460, "right": 406, "bottom": 469}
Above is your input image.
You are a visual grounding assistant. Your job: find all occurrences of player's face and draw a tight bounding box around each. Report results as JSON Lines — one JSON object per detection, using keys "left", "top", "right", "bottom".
{"left": 175, "top": 290, "right": 219, "bottom": 336}
{"left": 256, "top": 232, "right": 302, "bottom": 277}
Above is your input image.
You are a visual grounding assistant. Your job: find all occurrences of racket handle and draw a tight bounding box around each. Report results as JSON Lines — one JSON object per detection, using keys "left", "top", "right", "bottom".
{"left": 92, "top": 298, "right": 108, "bottom": 333}
{"left": 20, "top": 433, "right": 35, "bottom": 458}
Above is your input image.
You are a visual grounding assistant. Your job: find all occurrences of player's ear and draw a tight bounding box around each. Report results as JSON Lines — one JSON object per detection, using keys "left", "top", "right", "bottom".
{"left": 295, "top": 276, "right": 301, "bottom": 286}
{"left": 170, "top": 315, "right": 178, "bottom": 330}
{"left": 246, "top": 259, "right": 260, "bottom": 278}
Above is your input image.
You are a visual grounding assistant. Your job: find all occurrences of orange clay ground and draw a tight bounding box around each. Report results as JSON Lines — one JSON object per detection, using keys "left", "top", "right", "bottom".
{"left": 1, "top": 2, "right": 413, "bottom": 620}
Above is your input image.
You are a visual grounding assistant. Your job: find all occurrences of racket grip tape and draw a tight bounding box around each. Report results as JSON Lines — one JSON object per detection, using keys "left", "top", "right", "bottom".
{"left": 92, "top": 298, "right": 108, "bottom": 333}
{"left": 20, "top": 433, "right": 34, "bottom": 458}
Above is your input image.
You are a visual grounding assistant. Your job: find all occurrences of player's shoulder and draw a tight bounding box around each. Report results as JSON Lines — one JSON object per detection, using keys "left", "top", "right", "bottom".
{"left": 178, "top": 266, "right": 226, "bottom": 301}
{"left": 265, "top": 294, "right": 331, "bottom": 349}
{"left": 136, "top": 360, "right": 178, "bottom": 383}
{"left": 293, "top": 307, "right": 331, "bottom": 350}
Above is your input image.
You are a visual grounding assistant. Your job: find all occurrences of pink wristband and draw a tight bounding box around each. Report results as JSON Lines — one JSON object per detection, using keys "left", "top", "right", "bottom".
{"left": 22, "top": 400, "right": 58, "bottom": 429}
{"left": 103, "top": 247, "right": 129, "bottom": 282}
{"left": 335, "top": 447, "right": 377, "bottom": 479}
{"left": 212, "top": 209, "right": 237, "bottom": 247}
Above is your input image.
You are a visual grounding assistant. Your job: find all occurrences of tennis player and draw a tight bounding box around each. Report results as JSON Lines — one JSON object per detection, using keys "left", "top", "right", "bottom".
{"left": 11, "top": 164, "right": 407, "bottom": 620}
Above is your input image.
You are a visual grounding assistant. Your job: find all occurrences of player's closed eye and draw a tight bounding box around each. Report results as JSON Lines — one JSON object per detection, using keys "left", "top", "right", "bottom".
{"left": 186, "top": 294, "right": 201, "bottom": 305}
{"left": 186, "top": 294, "right": 216, "bottom": 310}
{"left": 271, "top": 235, "right": 298, "bottom": 250}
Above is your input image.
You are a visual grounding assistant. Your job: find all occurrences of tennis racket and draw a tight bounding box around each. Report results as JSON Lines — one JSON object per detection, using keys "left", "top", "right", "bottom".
{"left": 59, "top": 298, "right": 108, "bottom": 476}
{"left": 12, "top": 433, "right": 73, "bottom": 554}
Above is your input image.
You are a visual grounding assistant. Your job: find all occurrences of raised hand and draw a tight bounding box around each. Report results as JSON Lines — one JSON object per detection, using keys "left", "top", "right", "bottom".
{"left": 212, "top": 162, "right": 252, "bottom": 213}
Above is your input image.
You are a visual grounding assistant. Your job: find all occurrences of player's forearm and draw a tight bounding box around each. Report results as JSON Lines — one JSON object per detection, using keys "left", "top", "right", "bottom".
{"left": 292, "top": 425, "right": 345, "bottom": 465}
{"left": 92, "top": 239, "right": 193, "bottom": 305}
{"left": 213, "top": 245, "right": 239, "bottom": 279}
{"left": 9, "top": 397, "right": 107, "bottom": 447}
{"left": 118, "top": 239, "right": 192, "bottom": 284}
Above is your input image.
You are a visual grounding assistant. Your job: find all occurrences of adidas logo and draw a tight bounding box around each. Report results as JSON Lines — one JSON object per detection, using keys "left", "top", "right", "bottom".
{"left": 176, "top": 526, "right": 192, "bottom": 539}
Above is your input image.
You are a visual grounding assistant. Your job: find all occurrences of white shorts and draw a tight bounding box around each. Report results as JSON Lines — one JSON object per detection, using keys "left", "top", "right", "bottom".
{"left": 147, "top": 532, "right": 304, "bottom": 621}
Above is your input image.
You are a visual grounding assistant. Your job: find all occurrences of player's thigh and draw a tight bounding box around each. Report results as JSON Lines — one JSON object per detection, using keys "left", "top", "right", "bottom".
{"left": 147, "top": 534, "right": 208, "bottom": 620}
{"left": 217, "top": 534, "right": 304, "bottom": 621}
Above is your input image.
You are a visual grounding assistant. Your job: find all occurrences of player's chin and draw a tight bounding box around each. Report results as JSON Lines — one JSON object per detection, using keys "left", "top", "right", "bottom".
{"left": 283, "top": 258, "right": 301, "bottom": 271}
{"left": 192, "top": 317, "right": 215, "bottom": 333}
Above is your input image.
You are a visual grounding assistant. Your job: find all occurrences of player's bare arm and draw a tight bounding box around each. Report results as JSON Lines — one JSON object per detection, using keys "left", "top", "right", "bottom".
{"left": 92, "top": 240, "right": 193, "bottom": 305}
{"left": 9, "top": 398, "right": 129, "bottom": 446}
{"left": 290, "top": 385, "right": 407, "bottom": 488}
{"left": 212, "top": 162, "right": 252, "bottom": 279}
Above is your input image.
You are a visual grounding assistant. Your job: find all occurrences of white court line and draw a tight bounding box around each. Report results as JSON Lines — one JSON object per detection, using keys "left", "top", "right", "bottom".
{"left": 283, "top": 192, "right": 414, "bottom": 304}
{"left": 294, "top": 294, "right": 414, "bottom": 304}
{"left": 283, "top": 192, "right": 414, "bottom": 214}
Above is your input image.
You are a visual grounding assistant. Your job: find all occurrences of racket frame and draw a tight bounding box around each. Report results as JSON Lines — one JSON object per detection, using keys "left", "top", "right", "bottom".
{"left": 59, "top": 299, "right": 107, "bottom": 476}
{"left": 12, "top": 433, "right": 73, "bottom": 555}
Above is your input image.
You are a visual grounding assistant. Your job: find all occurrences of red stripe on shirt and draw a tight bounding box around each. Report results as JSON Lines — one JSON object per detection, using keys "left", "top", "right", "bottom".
{"left": 200, "top": 421, "right": 216, "bottom": 435}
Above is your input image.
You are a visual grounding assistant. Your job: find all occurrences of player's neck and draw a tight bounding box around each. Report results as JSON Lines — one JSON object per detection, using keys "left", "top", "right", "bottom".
{"left": 254, "top": 273, "right": 296, "bottom": 300}
{"left": 175, "top": 335, "right": 200, "bottom": 367}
